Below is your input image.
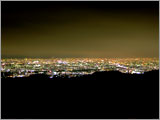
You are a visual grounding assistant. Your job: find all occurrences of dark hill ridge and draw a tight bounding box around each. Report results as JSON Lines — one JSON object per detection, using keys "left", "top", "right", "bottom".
{"left": 1, "top": 70, "right": 159, "bottom": 119}
{"left": 2, "top": 70, "right": 158, "bottom": 80}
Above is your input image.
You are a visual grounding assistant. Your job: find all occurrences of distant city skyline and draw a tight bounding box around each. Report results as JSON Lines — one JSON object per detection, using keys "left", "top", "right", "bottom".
{"left": 2, "top": 1, "right": 159, "bottom": 58}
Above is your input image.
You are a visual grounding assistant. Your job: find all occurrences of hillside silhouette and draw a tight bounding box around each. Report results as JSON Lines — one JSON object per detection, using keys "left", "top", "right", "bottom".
{"left": 1, "top": 70, "right": 159, "bottom": 119}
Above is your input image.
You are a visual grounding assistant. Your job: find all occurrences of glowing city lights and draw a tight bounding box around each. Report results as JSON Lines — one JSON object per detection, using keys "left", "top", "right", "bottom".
{"left": 1, "top": 58, "right": 159, "bottom": 78}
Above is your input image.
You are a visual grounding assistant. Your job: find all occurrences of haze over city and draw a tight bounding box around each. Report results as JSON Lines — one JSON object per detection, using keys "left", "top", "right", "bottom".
{"left": 2, "top": 1, "right": 159, "bottom": 58}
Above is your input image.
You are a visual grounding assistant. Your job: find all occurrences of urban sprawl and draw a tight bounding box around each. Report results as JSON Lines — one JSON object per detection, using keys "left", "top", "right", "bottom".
{"left": 1, "top": 58, "right": 159, "bottom": 78}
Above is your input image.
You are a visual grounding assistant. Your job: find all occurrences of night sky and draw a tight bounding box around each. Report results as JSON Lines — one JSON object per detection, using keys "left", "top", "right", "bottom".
{"left": 2, "top": 1, "right": 159, "bottom": 58}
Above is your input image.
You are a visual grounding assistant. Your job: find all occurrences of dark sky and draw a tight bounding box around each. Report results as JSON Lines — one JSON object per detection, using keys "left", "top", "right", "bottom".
{"left": 2, "top": 1, "right": 159, "bottom": 58}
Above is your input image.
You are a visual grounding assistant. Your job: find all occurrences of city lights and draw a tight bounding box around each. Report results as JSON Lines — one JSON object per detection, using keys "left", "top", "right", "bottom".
{"left": 1, "top": 58, "right": 159, "bottom": 78}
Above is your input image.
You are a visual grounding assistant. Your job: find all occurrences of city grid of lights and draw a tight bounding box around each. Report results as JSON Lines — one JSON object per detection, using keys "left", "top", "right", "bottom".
{"left": 1, "top": 58, "right": 159, "bottom": 78}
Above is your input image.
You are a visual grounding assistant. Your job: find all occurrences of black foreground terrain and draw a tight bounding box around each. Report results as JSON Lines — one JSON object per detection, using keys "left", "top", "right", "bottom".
{"left": 1, "top": 70, "right": 159, "bottom": 119}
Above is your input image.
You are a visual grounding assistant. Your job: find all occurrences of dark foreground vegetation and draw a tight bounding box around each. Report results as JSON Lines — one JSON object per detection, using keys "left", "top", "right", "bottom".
{"left": 1, "top": 70, "right": 159, "bottom": 119}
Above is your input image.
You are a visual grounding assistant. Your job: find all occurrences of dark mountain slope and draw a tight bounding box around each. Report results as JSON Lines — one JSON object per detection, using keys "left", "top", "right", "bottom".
{"left": 1, "top": 70, "right": 159, "bottom": 119}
